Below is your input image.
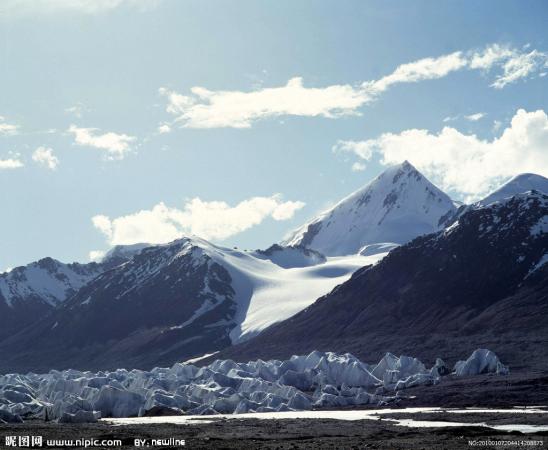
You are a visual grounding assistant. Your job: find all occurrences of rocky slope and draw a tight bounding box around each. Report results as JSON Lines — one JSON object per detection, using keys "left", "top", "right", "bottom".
{"left": 0, "top": 246, "right": 148, "bottom": 342}
{"left": 0, "top": 239, "right": 236, "bottom": 372}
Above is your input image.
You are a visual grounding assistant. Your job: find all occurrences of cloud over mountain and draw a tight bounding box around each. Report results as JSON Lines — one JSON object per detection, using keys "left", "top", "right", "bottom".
{"left": 335, "top": 108, "right": 548, "bottom": 201}
{"left": 92, "top": 195, "right": 305, "bottom": 246}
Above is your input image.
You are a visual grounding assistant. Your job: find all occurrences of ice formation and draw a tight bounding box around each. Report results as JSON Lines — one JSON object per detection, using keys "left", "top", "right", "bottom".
{"left": 0, "top": 349, "right": 508, "bottom": 423}
{"left": 453, "top": 349, "right": 509, "bottom": 376}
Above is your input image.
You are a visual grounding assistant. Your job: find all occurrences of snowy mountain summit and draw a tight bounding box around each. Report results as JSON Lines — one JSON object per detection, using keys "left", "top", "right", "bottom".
{"left": 283, "top": 161, "right": 456, "bottom": 256}
{"left": 478, "top": 173, "right": 548, "bottom": 206}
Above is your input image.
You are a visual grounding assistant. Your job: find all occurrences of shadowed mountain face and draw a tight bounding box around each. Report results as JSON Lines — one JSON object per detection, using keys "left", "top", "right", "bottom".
{"left": 0, "top": 246, "right": 148, "bottom": 343}
{"left": 218, "top": 192, "right": 548, "bottom": 371}
{"left": 0, "top": 258, "right": 104, "bottom": 341}
{"left": 0, "top": 240, "right": 237, "bottom": 372}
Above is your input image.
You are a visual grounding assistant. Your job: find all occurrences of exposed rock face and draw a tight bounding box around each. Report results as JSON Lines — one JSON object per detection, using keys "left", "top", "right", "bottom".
{"left": 253, "top": 244, "right": 326, "bottom": 268}
{"left": 220, "top": 192, "right": 548, "bottom": 370}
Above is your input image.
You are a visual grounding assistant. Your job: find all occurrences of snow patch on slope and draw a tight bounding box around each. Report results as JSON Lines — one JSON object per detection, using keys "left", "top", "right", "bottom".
{"left": 172, "top": 237, "right": 388, "bottom": 343}
{"left": 0, "top": 259, "right": 101, "bottom": 308}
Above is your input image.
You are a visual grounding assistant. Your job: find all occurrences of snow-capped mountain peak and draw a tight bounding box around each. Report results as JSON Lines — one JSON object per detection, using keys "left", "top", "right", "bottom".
{"left": 478, "top": 173, "right": 548, "bottom": 206}
{"left": 283, "top": 161, "right": 457, "bottom": 256}
{"left": 0, "top": 257, "right": 102, "bottom": 309}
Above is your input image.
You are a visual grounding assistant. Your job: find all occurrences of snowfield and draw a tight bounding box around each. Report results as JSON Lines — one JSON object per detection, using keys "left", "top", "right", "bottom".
{"left": 162, "top": 237, "right": 389, "bottom": 342}
{"left": 0, "top": 349, "right": 508, "bottom": 424}
{"left": 209, "top": 243, "right": 389, "bottom": 342}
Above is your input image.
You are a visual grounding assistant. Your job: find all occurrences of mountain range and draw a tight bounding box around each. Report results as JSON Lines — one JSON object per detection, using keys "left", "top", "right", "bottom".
{"left": 0, "top": 162, "right": 546, "bottom": 373}
{"left": 219, "top": 191, "right": 548, "bottom": 371}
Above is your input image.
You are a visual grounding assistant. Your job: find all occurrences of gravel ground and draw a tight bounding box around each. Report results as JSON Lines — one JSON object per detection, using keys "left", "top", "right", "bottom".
{"left": 1, "top": 417, "right": 546, "bottom": 450}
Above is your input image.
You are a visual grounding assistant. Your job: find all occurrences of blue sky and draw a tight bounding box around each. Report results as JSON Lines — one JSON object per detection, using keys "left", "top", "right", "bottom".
{"left": 1, "top": 0, "right": 547, "bottom": 270}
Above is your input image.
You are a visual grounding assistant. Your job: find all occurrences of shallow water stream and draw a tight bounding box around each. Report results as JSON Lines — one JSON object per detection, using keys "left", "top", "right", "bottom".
{"left": 106, "top": 406, "right": 548, "bottom": 433}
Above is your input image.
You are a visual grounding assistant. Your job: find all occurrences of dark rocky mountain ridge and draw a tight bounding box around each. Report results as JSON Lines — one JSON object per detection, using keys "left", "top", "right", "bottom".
{"left": 0, "top": 239, "right": 237, "bottom": 372}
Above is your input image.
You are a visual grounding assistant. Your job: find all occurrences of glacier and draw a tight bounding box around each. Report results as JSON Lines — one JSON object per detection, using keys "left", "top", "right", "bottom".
{"left": 159, "top": 237, "right": 390, "bottom": 343}
{"left": 0, "top": 349, "right": 508, "bottom": 424}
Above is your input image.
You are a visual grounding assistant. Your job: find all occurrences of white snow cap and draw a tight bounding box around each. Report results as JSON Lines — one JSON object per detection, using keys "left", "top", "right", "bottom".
{"left": 0, "top": 258, "right": 102, "bottom": 308}
{"left": 478, "top": 173, "right": 548, "bottom": 206}
{"left": 283, "top": 161, "right": 456, "bottom": 256}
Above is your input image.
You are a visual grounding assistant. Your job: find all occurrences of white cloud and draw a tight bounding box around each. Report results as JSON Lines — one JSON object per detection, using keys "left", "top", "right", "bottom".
{"left": 1, "top": 0, "right": 161, "bottom": 15}
{"left": 469, "top": 44, "right": 548, "bottom": 88}
{"left": 368, "top": 52, "right": 468, "bottom": 93}
{"left": 157, "top": 123, "right": 171, "bottom": 134}
{"left": 65, "top": 103, "right": 89, "bottom": 118}
{"left": 91, "top": 215, "right": 113, "bottom": 239}
{"left": 0, "top": 158, "right": 23, "bottom": 169}
{"left": 492, "top": 50, "right": 547, "bottom": 89}
{"left": 160, "top": 44, "right": 548, "bottom": 129}
{"left": 68, "top": 125, "right": 136, "bottom": 160}
{"left": 92, "top": 195, "right": 305, "bottom": 246}
{"left": 159, "top": 78, "right": 371, "bottom": 129}
{"left": 0, "top": 117, "right": 18, "bottom": 136}
{"left": 336, "top": 109, "right": 548, "bottom": 202}
{"left": 332, "top": 140, "right": 374, "bottom": 161}
{"left": 464, "top": 112, "right": 486, "bottom": 121}
{"left": 469, "top": 43, "right": 516, "bottom": 70}
{"left": 351, "top": 162, "right": 366, "bottom": 172}
{"left": 443, "top": 113, "right": 486, "bottom": 123}
{"left": 32, "top": 146, "right": 59, "bottom": 170}
{"left": 89, "top": 250, "right": 106, "bottom": 262}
